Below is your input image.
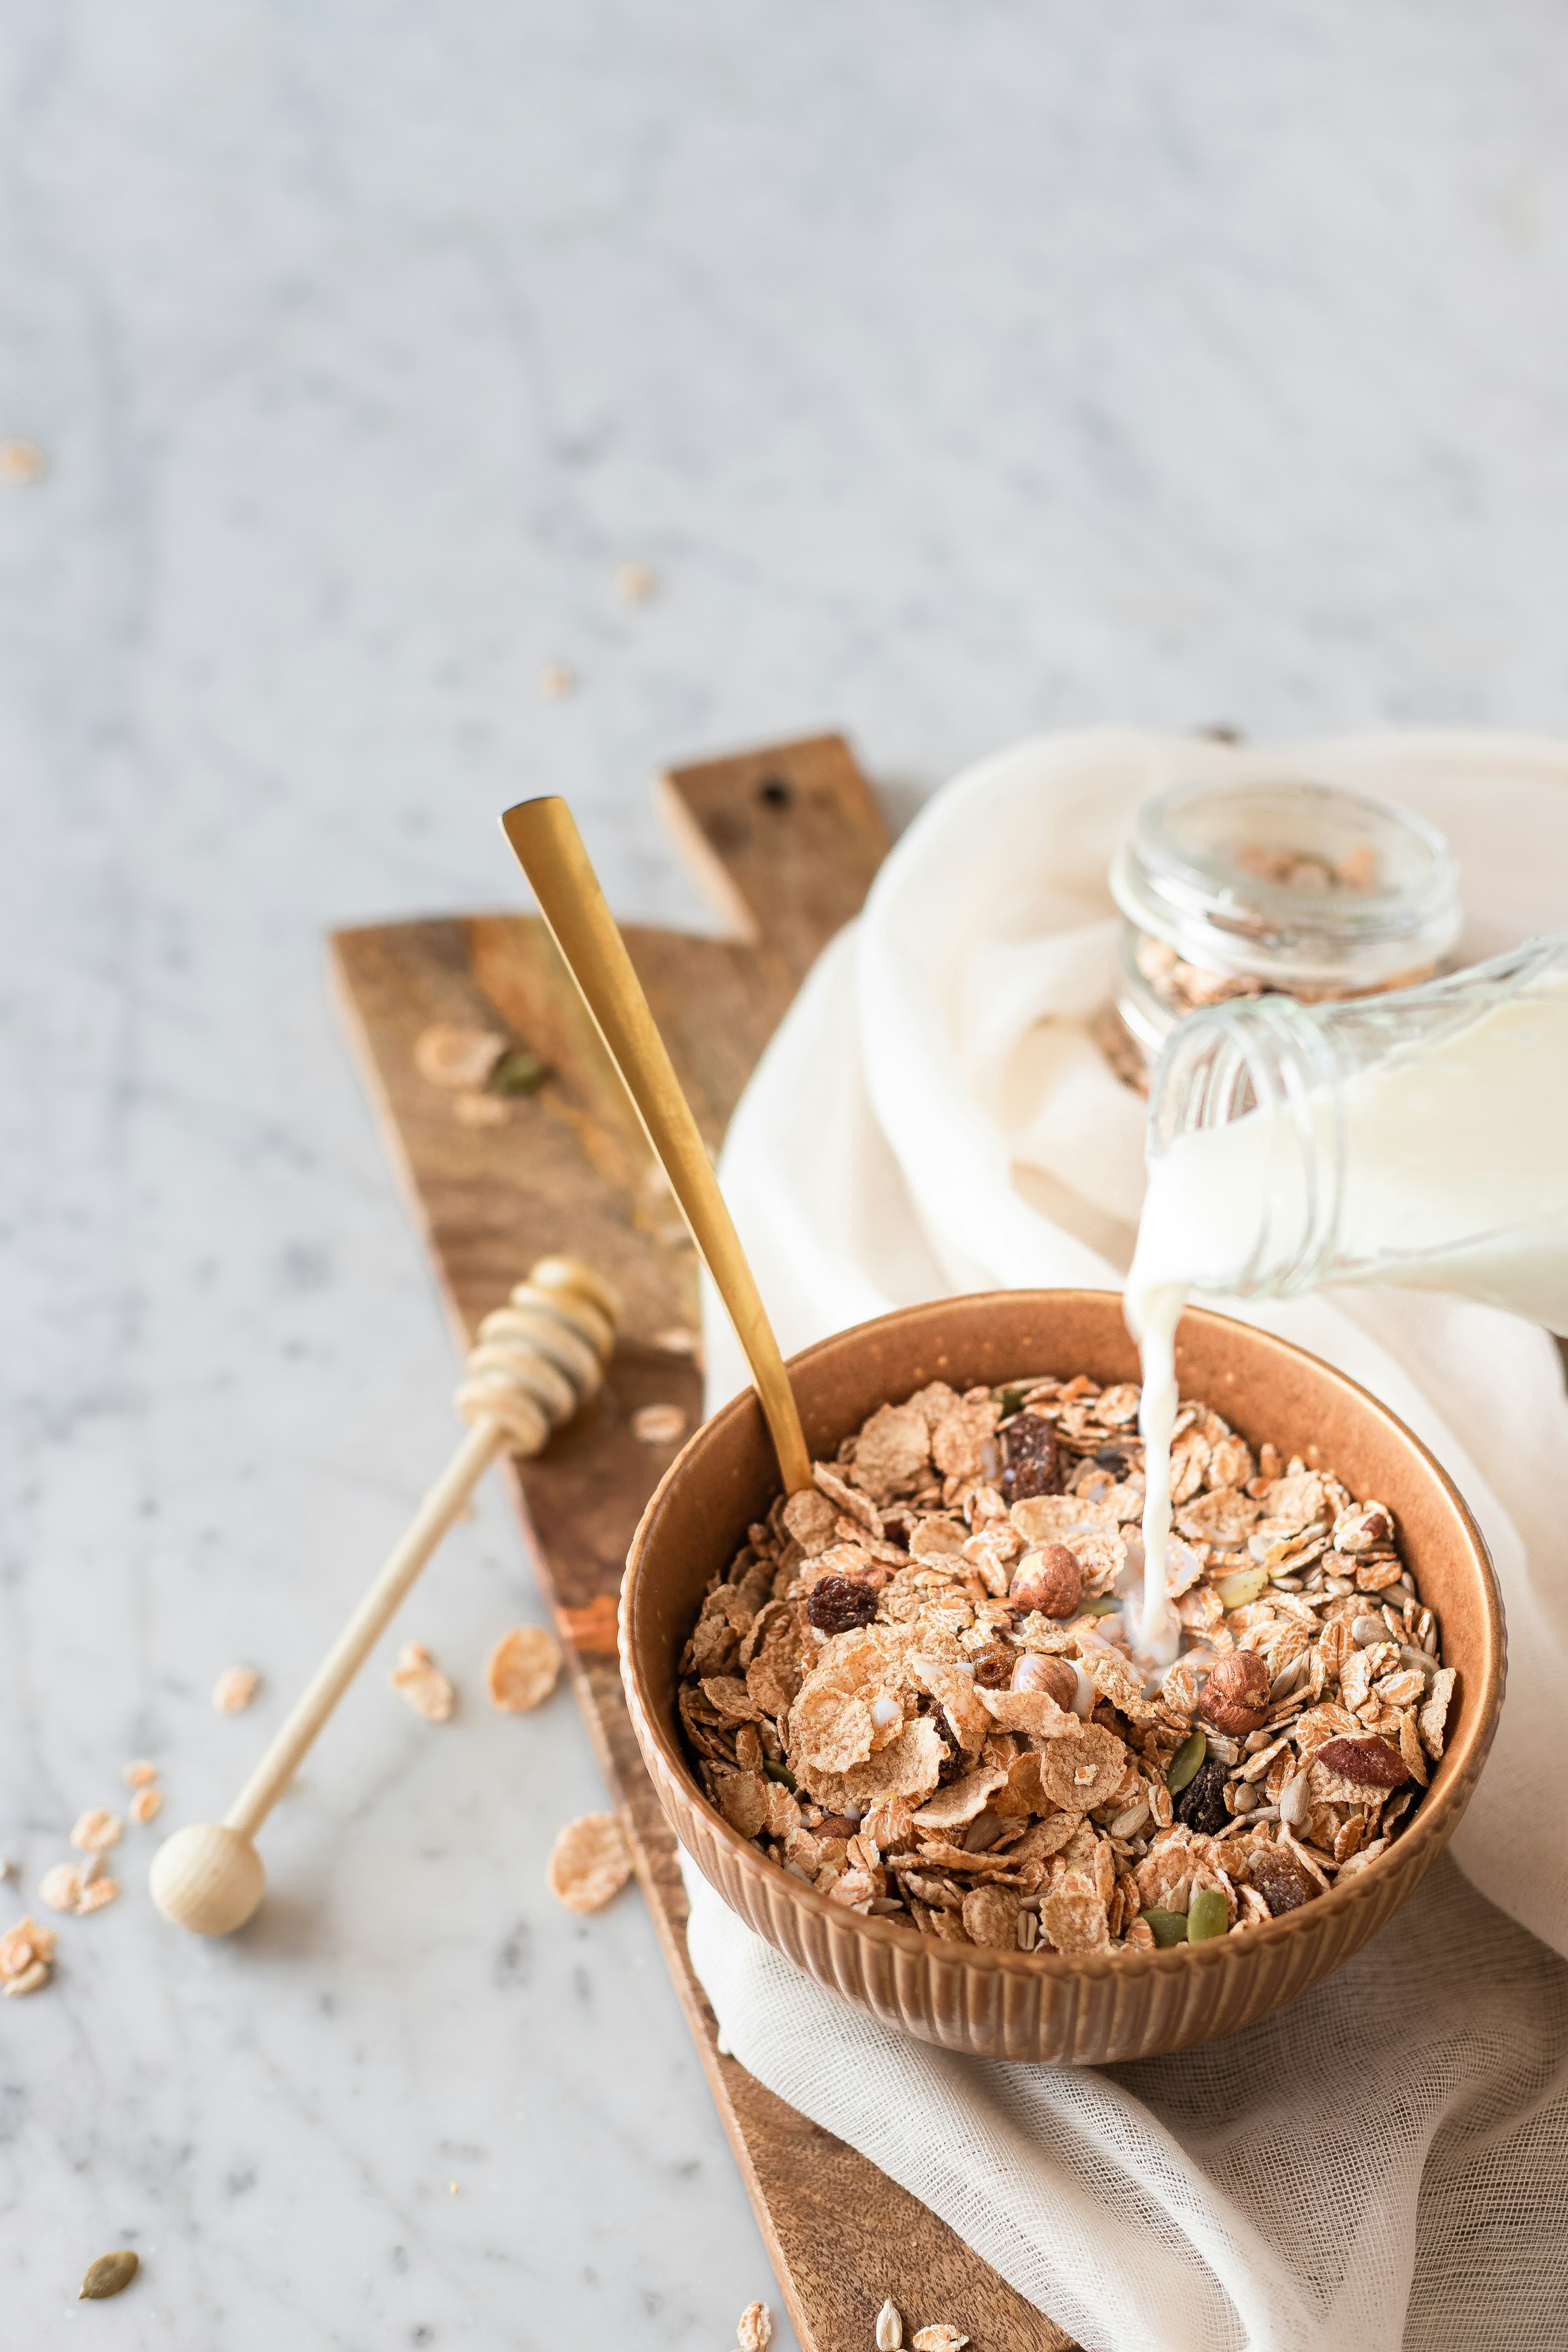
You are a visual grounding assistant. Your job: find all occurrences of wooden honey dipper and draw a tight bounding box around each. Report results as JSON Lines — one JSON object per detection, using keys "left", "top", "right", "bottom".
{"left": 150, "top": 1254, "right": 621, "bottom": 1935}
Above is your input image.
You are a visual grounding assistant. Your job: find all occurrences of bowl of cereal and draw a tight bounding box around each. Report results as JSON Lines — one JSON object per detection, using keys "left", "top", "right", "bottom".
{"left": 620, "top": 1290, "right": 1503, "bottom": 2064}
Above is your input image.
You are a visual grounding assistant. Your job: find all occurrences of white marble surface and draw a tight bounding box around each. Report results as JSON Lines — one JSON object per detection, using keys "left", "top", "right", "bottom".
{"left": 3, "top": 3, "right": 1567, "bottom": 2344}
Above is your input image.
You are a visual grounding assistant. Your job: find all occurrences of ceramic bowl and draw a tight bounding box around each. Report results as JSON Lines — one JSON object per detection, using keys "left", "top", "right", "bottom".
{"left": 620, "top": 1291, "right": 1503, "bottom": 2065}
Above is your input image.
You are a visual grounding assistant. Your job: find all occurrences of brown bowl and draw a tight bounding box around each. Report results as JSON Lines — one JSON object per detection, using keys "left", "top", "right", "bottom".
{"left": 620, "top": 1291, "right": 1503, "bottom": 2064}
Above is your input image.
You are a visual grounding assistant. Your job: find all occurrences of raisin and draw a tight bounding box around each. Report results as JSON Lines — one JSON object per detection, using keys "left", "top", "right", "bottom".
{"left": 1249, "top": 1846, "right": 1320, "bottom": 1915}
{"left": 1173, "top": 1753, "right": 1230, "bottom": 1837}
{"left": 806, "top": 1575, "right": 879, "bottom": 1635}
{"left": 920, "top": 1700, "right": 968, "bottom": 1784}
{"left": 1000, "top": 1411, "right": 1062, "bottom": 1504}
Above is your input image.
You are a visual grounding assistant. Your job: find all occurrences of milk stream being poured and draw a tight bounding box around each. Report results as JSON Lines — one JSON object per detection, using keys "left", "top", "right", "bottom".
{"left": 1124, "top": 955, "right": 1568, "bottom": 1670}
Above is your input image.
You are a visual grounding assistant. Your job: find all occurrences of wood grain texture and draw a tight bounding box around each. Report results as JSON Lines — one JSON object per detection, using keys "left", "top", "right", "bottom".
{"left": 328, "top": 734, "right": 1075, "bottom": 2352}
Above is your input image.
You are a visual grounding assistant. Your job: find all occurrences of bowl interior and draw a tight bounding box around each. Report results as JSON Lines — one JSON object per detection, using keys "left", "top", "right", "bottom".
{"left": 627, "top": 1289, "right": 1501, "bottom": 1928}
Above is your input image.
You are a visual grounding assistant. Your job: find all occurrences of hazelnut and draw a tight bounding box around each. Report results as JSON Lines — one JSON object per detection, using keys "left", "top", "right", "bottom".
{"left": 1009, "top": 1652, "right": 1079, "bottom": 1711}
{"left": 1009, "top": 1544, "right": 1083, "bottom": 1619}
{"left": 1198, "top": 1650, "right": 1271, "bottom": 1735}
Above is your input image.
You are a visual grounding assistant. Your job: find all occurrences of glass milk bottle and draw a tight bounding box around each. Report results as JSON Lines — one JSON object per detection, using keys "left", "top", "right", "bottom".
{"left": 1129, "top": 928, "right": 1568, "bottom": 1337}
{"left": 1122, "top": 930, "right": 1568, "bottom": 1663}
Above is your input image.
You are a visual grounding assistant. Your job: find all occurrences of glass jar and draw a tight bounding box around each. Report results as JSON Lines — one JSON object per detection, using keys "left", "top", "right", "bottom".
{"left": 1133, "top": 930, "right": 1568, "bottom": 1334}
{"left": 1108, "top": 777, "right": 1463, "bottom": 1075}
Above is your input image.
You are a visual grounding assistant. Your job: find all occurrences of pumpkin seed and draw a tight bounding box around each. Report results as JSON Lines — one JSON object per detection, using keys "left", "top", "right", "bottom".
{"left": 1166, "top": 1731, "right": 1207, "bottom": 1793}
{"left": 1188, "top": 1887, "right": 1228, "bottom": 1940}
{"left": 487, "top": 1047, "right": 549, "bottom": 1098}
{"left": 80, "top": 2250, "right": 139, "bottom": 2300}
{"left": 1082, "top": 1595, "right": 1121, "bottom": 1618}
{"left": 1141, "top": 1906, "right": 1188, "bottom": 1947}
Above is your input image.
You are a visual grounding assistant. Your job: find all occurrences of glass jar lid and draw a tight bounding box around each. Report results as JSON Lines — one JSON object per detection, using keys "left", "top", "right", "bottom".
{"left": 1109, "top": 777, "right": 1462, "bottom": 990}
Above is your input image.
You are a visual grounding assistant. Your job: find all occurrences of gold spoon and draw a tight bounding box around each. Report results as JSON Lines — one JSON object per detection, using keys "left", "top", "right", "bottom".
{"left": 501, "top": 795, "right": 812, "bottom": 1494}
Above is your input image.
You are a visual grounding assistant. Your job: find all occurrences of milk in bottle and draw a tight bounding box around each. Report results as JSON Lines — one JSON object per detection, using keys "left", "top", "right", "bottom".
{"left": 1123, "top": 931, "right": 1568, "bottom": 1663}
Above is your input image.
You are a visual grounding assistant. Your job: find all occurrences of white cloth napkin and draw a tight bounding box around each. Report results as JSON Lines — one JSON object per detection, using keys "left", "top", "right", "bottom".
{"left": 687, "top": 729, "right": 1568, "bottom": 2352}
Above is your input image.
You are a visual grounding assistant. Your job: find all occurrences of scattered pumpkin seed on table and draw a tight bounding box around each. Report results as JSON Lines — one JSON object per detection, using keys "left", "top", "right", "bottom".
{"left": 80, "top": 2249, "right": 139, "bottom": 2299}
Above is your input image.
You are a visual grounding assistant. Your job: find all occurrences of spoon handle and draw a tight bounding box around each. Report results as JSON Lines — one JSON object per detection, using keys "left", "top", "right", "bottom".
{"left": 502, "top": 795, "right": 813, "bottom": 1494}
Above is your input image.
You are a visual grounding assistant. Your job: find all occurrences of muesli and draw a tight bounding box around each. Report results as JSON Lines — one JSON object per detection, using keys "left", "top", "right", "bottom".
{"left": 676, "top": 1375, "right": 1455, "bottom": 1952}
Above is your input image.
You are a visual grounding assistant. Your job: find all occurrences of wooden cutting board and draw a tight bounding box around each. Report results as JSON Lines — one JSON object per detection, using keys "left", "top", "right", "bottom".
{"left": 329, "top": 734, "right": 1076, "bottom": 2352}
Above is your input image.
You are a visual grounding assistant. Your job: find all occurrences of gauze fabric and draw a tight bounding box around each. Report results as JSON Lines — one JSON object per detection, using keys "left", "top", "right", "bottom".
{"left": 686, "top": 728, "right": 1568, "bottom": 2352}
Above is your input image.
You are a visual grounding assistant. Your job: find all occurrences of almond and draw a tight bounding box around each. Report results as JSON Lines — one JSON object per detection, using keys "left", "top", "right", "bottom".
{"left": 1314, "top": 1733, "right": 1409, "bottom": 1789}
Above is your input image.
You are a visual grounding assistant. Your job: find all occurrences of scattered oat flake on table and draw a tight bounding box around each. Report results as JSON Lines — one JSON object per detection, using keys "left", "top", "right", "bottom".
{"left": 737, "top": 2299, "right": 772, "bottom": 2350}
{"left": 122, "top": 1759, "right": 159, "bottom": 1789}
{"left": 130, "top": 1786, "right": 164, "bottom": 1825}
{"left": 485, "top": 1624, "right": 562, "bottom": 1713}
{"left": 212, "top": 1663, "right": 260, "bottom": 1714}
{"left": 76, "top": 1876, "right": 119, "bottom": 1915}
{"left": 39, "top": 1862, "right": 85, "bottom": 1913}
{"left": 414, "top": 1024, "right": 506, "bottom": 1090}
{"left": 452, "top": 1088, "right": 508, "bottom": 1127}
{"left": 0, "top": 436, "right": 45, "bottom": 484}
{"left": 632, "top": 1402, "right": 687, "bottom": 1446}
{"left": 911, "top": 2328, "right": 968, "bottom": 2351}
{"left": 547, "top": 1811, "right": 632, "bottom": 1914}
{"left": 559, "top": 1593, "right": 621, "bottom": 1655}
{"left": 71, "top": 1808, "right": 123, "bottom": 1854}
{"left": 875, "top": 2298, "right": 905, "bottom": 2349}
{"left": 80, "top": 2249, "right": 139, "bottom": 2300}
{"left": 653, "top": 1325, "right": 701, "bottom": 1358}
{"left": 0, "top": 1915, "right": 55, "bottom": 1994}
{"left": 390, "top": 1641, "right": 455, "bottom": 1722}
{"left": 538, "top": 661, "right": 576, "bottom": 698}
{"left": 613, "top": 561, "right": 659, "bottom": 602}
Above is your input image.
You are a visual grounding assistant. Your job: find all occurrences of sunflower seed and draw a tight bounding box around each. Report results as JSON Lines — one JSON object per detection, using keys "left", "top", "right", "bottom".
{"left": 1279, "top": 1771, "right": 1312, "bottom": 1829}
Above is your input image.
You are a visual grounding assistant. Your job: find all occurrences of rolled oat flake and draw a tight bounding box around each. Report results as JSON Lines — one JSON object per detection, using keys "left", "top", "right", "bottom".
{"left": 80, "top": 2249, "right": 139, "bottom": 2299}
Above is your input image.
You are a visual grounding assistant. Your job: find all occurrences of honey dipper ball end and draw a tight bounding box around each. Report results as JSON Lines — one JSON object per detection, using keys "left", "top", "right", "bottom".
{"left": 150, "top": 1821, "right": 267, "bottom": 1936}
